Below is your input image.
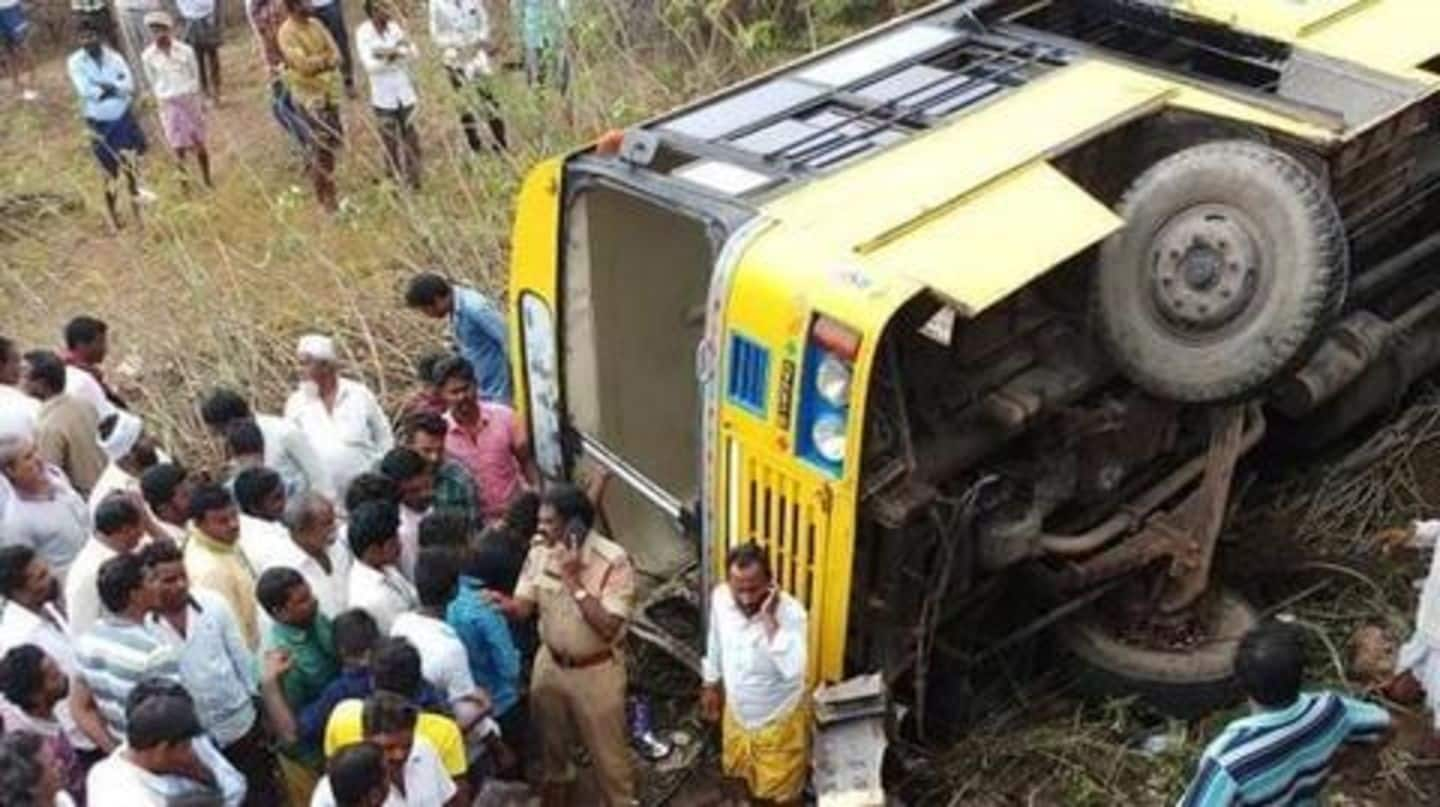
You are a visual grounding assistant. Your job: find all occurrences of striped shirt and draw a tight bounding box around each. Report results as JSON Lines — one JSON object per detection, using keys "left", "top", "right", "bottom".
{"left": 1178, "top": 692, "right": 1391, "bottom": 806}
{"left": 75, "top": 616, "right": 182, "bottom": 742}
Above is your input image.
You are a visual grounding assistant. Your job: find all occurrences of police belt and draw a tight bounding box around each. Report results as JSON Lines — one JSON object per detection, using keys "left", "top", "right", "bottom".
{"left": 545, "top": 645, "right": 613, "bottom": 669}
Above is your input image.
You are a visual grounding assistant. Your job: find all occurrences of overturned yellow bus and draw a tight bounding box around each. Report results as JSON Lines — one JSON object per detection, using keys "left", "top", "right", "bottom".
{"left": 506, "top": 0, "right": 1440, "bottom": 766}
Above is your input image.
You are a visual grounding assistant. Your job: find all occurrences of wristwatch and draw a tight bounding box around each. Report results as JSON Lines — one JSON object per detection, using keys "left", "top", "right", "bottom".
{"left": 573, "top": 588, "right": 591, "bottom": 603}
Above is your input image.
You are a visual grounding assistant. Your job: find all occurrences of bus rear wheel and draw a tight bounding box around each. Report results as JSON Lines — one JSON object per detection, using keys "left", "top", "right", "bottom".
{"left": 1056, "top": 588, "right": 1257, "bottom": 719}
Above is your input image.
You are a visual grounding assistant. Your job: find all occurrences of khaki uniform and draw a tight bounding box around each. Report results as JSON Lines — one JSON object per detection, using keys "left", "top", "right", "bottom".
{"left": 515, "top": 531, "right": 636, "bottom": 806}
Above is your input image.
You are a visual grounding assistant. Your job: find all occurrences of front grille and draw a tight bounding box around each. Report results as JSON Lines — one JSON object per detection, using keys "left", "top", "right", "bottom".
{"left": 725, "top": 438, "right": 829, "bottom": 675}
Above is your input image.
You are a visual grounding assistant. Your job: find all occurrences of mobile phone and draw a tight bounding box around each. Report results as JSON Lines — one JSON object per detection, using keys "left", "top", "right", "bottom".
{"left": 565, "top": 517, "right": 587, "bottom": 551}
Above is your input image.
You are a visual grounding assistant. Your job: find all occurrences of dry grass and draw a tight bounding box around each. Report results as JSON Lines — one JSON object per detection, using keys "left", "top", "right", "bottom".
{"left": 0, "top": 1, "right": 924, "bottom": 474}
{"left": 885, "top": 397, "right": 1440, "bottom": 806}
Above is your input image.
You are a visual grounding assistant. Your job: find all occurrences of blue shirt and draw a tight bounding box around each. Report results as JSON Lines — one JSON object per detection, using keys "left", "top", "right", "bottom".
{"left": 446, "top": 575, "right": 521, "bottom": 716}
{"left": 1178, "top": 692, "right": 1391, "bottom": 807}
{"left": 67, "top": 46, "right": 135, "bottom": 122}
{"left": 149, "top": 590, "right": 259, "bottom": 747}
{"left": 452, "top": 286, "right": 512, "bottom": 404}
{"left": 297, "top": 666, "right": 448, "bottom": 745}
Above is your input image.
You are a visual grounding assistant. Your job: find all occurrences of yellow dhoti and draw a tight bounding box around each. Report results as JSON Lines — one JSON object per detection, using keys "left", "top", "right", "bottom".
{"left": 722, "top": 700, "right": 810, "bottom": 802}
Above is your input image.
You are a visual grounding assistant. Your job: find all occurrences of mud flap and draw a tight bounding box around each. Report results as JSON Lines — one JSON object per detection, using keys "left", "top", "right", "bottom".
{"left": 812, "top": 674, "right": 889, "bottom": 807}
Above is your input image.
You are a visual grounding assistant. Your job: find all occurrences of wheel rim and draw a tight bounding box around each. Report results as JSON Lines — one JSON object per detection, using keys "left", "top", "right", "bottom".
{"left": 1148, "top": 204, "right": 1264, "bottom": 340}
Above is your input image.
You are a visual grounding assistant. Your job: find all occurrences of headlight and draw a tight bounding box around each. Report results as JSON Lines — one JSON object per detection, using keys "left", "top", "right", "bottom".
{"left": 815, "top": 354, "right": 852, "bottom": 407}
{"left": 811, "top": 414, "right": 848, "bottom": 463}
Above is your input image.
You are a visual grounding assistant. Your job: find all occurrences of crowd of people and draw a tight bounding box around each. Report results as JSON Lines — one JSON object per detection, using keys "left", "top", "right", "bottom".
{"left": 10, "top": 0, "right": 571, "bottom": 226}
{"left": 0, "top": 270, "right": 816, "bottom": 807}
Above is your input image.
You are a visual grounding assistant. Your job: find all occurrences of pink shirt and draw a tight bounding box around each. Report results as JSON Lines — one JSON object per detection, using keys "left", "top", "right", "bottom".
{"left": 446, "top": 401, "right": 523, "bottom": 521}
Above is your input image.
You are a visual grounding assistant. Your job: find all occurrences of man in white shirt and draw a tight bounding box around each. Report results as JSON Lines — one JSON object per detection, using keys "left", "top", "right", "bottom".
{"left": 90, "top": 410, "right": 163, "bottom": 515}
{"left": 0, "top": 434, "right": 91, "bottom": 581}
{"left": 393, "top": 547, "right": 497, "bottom": 759}
{"left": 285, "top": 335, "right": 393, "bottom": 501}
{"left": 0, "top": 335, "right": 39, "bottom": 434}
{"left": 379, "top": 447, "right": 434, "bottom": 580}
{"left": 311, "top": 692, "right": 457, "bottom": 807}
{"left": 233, "top": 466, "right": 293, "bottom": 573}
{"left": 0, "top": 545, "right": 91, "bottom": 753}
{"left": 61, "top": 316, "right": 125, "bottom": 423}
{"left": 201, "top": 388, "right": 334, "bottom": 500}
{"left": 141, "top": 13, "right": 213, "bottom": 187}
{"left": 356, "top": 0, "right": 422, "bottom": 189}
{"left": 65, "top": 494, "right": 147, "bottom": 638}
{"left": 700, "top": 542, "right": 809, "bottom": 805}
{"left": 310, "top": 740, "right": 387, "bottom": 806}
{"left": 270, "top": 491, "right": 351, "bottom": 618}
{"left": 113, "top": 0, "right": 162, "bottom": 91}
{"left": 347, "top": 500, "right": 418, "bottom": 634}
{"left": 391, "top": 549, "right": 482, "bottom": 707}
{"left": 142, "top": 540, "right": 283, "bottom": 804}
{"left": 1382, "top": 519, "right": 1440, "bottom": 755}
{"left": 85, "top": 677, "right": 247, "bottom": 807}
{"left": 429, "top": 0, "right": 506, "bottom": 153}
{"left": 139, "top": 463, "right": 192, "bottom": 545}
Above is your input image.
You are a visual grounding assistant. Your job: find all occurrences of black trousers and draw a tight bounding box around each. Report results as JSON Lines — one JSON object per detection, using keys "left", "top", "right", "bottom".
{"left": 446, "top": 67, "right": 508, "bottom": 153}
{"left": 223, "top": 717, "right": 283, "bottom": 807}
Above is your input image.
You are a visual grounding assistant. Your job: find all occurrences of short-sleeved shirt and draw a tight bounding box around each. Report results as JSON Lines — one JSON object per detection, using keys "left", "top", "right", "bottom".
{"left": 391, "top": 611, "right": 477, "bottom": 704}
{"left": 75, "top": 617, "right": 182, "bottom": 741}
{"left": 311, "top": 736, "right": 456, "bottom": 807}
{"left": 1178, "top": 691, "right": 1392, "bottom": 806}
{"left": 322, "top": 698, "right": 468, "bottom": 778}
{"left": 257, "top": 535, "right": 352, "bottom": 619}
{"left": 347, "top": 561, "right": 418, "bottom": 635}
{"left": 0, "top": 600, "right": 91, "bottom": 750}
{"left": 2, "top": 467, "right": 92, "bottom": 580}
{"left": 65, "top": 538, "right": 119, "bottom": 638}
{"left": 85, "top": 737, "right": 246, "bottom": 807}
{"left": 445, "top": 401, "right": 524, "bottom": 522}
{"left": 514, "top": 531, "right": 635, "bottom": 658}
{"left": 447, "top": 575, "right": 521, "bottom": 716}
{"left": 271, "top": 615, "right": 339, "bottom": 710}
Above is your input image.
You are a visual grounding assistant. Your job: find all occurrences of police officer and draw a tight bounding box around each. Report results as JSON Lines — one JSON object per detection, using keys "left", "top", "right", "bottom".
{"left": 492, "top": 482, "right": 635, "bottom": 807}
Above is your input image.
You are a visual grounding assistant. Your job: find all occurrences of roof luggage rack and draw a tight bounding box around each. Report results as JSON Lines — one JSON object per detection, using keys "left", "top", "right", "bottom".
{"left": 653, "top": 18, "right": 1073, "bottom": 191}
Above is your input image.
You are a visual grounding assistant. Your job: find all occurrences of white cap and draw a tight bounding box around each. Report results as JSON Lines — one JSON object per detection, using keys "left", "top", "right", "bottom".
{"left": 100, "top": 411, "right": 143, "bottom": 461}
{"left": 296, "top": 334, "right": 337, "bottom": 362}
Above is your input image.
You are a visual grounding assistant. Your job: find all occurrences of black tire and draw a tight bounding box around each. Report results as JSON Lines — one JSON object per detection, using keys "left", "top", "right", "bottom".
{"left": 1057, "top": 589, "right": 1258, "bottom": 720}
{"left": 1095, "top": 140, "right": 1348, "bottom": 403}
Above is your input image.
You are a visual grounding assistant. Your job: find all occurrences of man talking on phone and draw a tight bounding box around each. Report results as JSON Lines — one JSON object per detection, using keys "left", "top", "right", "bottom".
{"left": 489, "top": 482, "right": 636, "bottom": 806}
{"left": 700, "top": 542, "right": 809, "bottom": 806}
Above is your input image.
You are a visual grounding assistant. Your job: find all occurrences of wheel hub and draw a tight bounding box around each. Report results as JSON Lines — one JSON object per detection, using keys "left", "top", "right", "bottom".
{"left": 1151, "top": 207, "right": 1261, "bottom": 332}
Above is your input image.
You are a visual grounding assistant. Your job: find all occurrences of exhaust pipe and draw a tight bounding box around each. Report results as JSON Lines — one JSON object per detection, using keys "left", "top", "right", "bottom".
{"left": 1275, "top": 290, "right": 1440, "bottom": 418}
